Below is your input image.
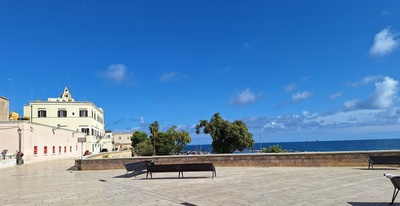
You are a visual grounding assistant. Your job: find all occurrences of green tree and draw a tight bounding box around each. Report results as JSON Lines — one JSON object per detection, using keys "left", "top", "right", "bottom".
{"left": 149, "top": 121, "right": 159, "bottom": 155}
{"left": 136, "top": 139, "right": 154, "bottom": 156}
{"left": 166, "top": 125, "right": 192, "bottom": 154}
{"left": 154, "top": 132, "right": 175, "bottom": 155}
{"left": 196, "top": 112, "right": 254, "bottom": 153}
{"left": 131, "top": 130, "right": 148, "bottom": 148}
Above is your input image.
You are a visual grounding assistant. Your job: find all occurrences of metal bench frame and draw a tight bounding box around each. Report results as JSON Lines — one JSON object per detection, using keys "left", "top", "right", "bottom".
{"left": 389, "top": 176, "right": 400, "bottom": 204}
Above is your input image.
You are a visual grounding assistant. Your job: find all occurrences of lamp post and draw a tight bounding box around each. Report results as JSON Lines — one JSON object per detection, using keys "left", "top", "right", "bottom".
{"left": 17, "top": 127, "right": 23, "bottom": 165}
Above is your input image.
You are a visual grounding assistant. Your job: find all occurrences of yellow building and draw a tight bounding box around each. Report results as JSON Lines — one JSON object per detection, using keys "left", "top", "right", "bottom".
{"left": 23, "top": 87, "right": 106, "bottom": 153}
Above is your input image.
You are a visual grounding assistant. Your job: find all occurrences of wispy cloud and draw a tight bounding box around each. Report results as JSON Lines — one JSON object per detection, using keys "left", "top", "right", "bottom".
{"left": 369, "top": 27, "right": 399, "bottom": 56}
{"left": 97, "top": 64, "right": 134, "bottom": 84}
{"left": 243, "top": 36, "right": 266, "bottom": 49}
{"left": 160, "top": 72, "right": 190, "bottom": 82}
{"left": 284, "top": 84, "right": 297, "bottom": 93}
{"left": 344, "top": 76, "right": 398, "bottom": 110}
{"left": 216, "top": 66, "right": 233, "bottom": 74}
{"left": 229, "top": 87, "right": 262, "bottom": 106}
{"left": 346, "top": 75, "right": 384, "bottom": 87}
{"left": 243, "top": 77, "right": 400, "bottom": 140}
{"left": 291, "top": 91, "right": 312, "bottom": 102}
{"left": 329, "top": 92, "right": 343, "bottom": 101}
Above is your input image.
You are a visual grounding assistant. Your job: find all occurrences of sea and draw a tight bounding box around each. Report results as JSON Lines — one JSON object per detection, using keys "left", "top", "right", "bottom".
{"left": 183, "top": 138, "right": 400, "bottom": 154}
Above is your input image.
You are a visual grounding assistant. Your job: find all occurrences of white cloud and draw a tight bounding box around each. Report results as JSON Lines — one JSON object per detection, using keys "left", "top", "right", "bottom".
{"left": 291, "top": 91, "right": 312, "bottom": 102}
{"left": 344, "top": 76, "right": 399, "bottom": 110}
{"left": 229, "top": 88, "right": 261, "bottom": 106}
{"left": 140, "top": 117, "right": 145, "bottom": 124}
{"left": 370, "top": 76, "right": 398, "bottom": 108}
{"left": 98, "top": 64, "right": 129, "bottom": 84}
{"left": 369, "top": 27, "right": 399, "bottom": 56}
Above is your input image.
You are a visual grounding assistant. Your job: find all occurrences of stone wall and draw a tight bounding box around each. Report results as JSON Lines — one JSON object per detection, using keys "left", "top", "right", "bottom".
{"left": 75, "top": 150, "right": 400, "bottom": 170}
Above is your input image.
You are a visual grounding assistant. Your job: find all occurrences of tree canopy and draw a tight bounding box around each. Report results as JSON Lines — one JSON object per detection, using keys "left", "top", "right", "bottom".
{"left": 196, "top": 112, "right": 254, "bottom": 153}
{"left": 129, "top": 123, "right": 192, "bottom": 156}
{"left": 131, "top": 130, "right": 148, "bottom": 148}
{"left": 166, "top": 125, "right": 192, "bottom": 154}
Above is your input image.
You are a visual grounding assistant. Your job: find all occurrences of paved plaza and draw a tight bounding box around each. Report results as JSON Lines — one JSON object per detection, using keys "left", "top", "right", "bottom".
{"left": 0, "top": 158, "right": 399, "bottom": 206}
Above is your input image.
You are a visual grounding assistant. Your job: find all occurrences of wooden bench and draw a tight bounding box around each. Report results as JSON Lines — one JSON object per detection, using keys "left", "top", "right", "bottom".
{"left": 368, "top": 156, "right": 400, "bottom": 169}
{"left": 146, "top": 164, "right": 180, "bottom": 179}
{"left": 123, "top": 161, "right": 148, "bottom": 177}
{"left": 146, "top": 163, "right": 216, "bottom": 179}
{"left": 179, "top": 163, "right": 216, "bottom": 178}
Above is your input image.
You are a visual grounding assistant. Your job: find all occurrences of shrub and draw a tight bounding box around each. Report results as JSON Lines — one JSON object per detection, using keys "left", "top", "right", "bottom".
{"left": 262, "top": 144, "right": 287, "bottom": 153}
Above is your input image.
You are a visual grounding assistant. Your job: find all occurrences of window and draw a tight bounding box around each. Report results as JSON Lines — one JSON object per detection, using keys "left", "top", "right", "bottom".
{"left": 81, "top": 128, "right": 89, "bottom": 135}
{"left": 38, "top": 110, "right": 46, "bottom": 118}
{"left": 34, "top": 146, "right": 38, "bottom": 155}
{"left": 59, "top": 146, "right": 61, "bottom": 153}
{"left": 70, "top": 146, "right": 72, "bottom": 152}
{"left": 64, "top": 146, "right": 67, "bottom": 153}
{"left": 58, "top": 110, "right": 67, "bottom": 117}
{"left": 79, "top": 110, "right": 88, "bottom": 117}
{"left": 52, "top": 146, "right": 55, "bottom": 154}
{"left": 44, "top": 146, "right": 47, "bottom": 154}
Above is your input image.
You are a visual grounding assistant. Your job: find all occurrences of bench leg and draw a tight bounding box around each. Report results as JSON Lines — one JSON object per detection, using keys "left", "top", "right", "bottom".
{"left": 146, "top": 172, "right": 152, "bottom": 179}
{"left": 391, "top": 187, "right": 400, "bottom": 204}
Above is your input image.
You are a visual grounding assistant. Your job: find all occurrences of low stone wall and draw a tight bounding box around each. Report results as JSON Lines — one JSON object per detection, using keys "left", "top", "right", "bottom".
{"left": 75, "top": 150, "right": 400, "bottom": 170}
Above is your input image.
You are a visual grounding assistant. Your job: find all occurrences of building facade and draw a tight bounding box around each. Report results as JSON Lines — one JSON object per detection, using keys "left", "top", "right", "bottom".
{"left": 0, "top": 96, "right": 9, "bottom": 121}
{"left": 113, "top": 131, "right": 133, "bottom": 151}
{"left": 23, "top": 87, "right": 107, "bottom": 153}
{"left": 0, "top": 121, "right": 85, "bottom": 167}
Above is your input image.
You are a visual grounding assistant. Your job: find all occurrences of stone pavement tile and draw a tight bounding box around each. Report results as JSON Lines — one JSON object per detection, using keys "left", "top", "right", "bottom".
{"left": 2, "top": 159, "right": 400, "bottom": 205}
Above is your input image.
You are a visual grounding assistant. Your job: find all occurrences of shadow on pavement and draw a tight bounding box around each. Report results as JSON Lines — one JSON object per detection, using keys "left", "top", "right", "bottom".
{"left": 348, "top": 202, "right": 398, "bottom": 206}
{"left": 353, "top": 168, "right": 399, "bottom": 171}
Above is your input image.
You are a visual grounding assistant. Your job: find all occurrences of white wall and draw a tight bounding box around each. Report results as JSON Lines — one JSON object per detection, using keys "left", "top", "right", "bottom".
{"left": 0, "top": 121, "right": 85, "bottom": 164}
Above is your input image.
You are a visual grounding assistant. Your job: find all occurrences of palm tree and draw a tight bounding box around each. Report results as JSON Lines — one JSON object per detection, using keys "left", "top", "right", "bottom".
{"left": 149, "top": 121, "right": 159, "bottom": 155}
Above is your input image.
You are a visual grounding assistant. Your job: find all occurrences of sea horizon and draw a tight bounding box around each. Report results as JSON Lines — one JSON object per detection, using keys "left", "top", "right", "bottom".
{"left": 185, "top": 138, "right": 400, "bottom": 153}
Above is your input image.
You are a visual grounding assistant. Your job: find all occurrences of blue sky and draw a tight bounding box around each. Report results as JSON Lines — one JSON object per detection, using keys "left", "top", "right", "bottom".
{"left": 1, "top": 1, "right": 400, "bottom": 145}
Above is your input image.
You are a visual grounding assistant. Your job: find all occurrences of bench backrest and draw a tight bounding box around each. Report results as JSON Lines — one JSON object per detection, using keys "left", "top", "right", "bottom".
{"left": 124, "top": 161, "right": 147, "bottom": 172}
{"left": 179, "top": 163, "right": 215, "bottom": 172}
{"left": 147, "top": 164, "right": 180, "bottom": 172}
{"left": 391, "top": 177, "right": 400, "bottom": 189}
{"left": 369, "top": 156, "right": 400, "bottom": 164}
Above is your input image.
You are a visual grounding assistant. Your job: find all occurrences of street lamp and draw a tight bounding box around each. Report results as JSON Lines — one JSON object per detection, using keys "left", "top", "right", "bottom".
{"left": 260, "top": 122, "right": 275, "bottom": 152}
{"left": 17, "top": 127, "right": 23, "bottom": 165}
